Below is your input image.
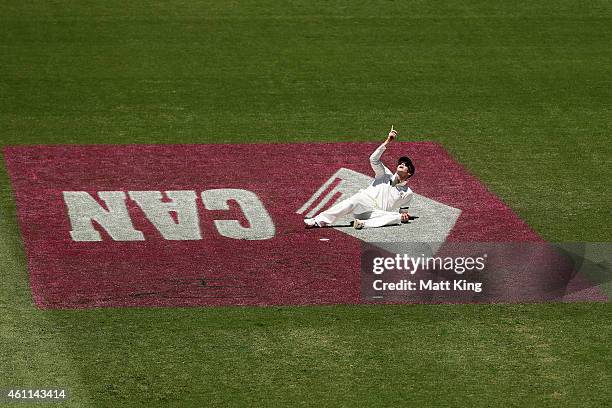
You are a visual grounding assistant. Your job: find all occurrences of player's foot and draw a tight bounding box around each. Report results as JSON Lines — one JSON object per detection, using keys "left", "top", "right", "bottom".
{"left": 353, "top": 219, "right": 365, "bottom": 230}
{"left": 304, "top": 218, "right": 320, "bottom": 229}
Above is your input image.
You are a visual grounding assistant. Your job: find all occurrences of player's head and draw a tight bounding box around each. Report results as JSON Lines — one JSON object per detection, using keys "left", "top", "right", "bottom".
{"left": 397, "top": 156, "right": 415, "bottom": 180}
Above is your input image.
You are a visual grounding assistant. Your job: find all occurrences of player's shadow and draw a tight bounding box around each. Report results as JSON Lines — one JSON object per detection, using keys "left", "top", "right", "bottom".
{"left": 331, "top": 216, "right": 419, "bottom": 228}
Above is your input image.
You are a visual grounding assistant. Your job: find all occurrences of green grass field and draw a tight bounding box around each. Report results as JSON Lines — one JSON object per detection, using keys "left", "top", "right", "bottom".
{"left": 1, "top": 1, "right": 611, "bottom": 406}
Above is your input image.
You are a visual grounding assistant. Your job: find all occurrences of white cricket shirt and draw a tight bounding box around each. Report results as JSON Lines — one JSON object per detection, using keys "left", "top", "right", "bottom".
{"left": 361, "top": 144, "right": 413, "bottom": 211}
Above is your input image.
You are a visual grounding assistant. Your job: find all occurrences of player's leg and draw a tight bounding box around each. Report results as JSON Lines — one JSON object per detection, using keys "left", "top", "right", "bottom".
{"left": 359, "top": 210, "right": 402, "bottom": 229}
{"left": 306, "top": 193, "right": 371, "bottom": 227}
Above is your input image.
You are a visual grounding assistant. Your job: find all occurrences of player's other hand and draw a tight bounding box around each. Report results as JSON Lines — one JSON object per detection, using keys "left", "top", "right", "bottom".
{"left": 387, "top": 125, "right": 397, "bottom": 141}
{"left": 401, "top": 212, "right": 410, "bottom": 223}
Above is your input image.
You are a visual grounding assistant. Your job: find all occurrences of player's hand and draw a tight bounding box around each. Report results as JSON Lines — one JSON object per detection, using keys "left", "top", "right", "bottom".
{"left": 401, "top": 212, "right": 410, "bottom": 223}
{"left": 387, "top": 125, "right": 397, "bottom": 141}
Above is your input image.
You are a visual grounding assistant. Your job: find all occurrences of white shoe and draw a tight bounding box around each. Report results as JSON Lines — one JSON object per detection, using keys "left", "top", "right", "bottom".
{"left": 304, "top": 218, "right": 319, "bottom": 229}
{"left": 353, "top": 219, "right": 365, "bottom": 230}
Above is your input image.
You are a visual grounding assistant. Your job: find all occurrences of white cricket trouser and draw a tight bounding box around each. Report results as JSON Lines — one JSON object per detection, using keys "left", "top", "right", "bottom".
{"left": 313, "top": 192, "right": 401, "bottom": 228}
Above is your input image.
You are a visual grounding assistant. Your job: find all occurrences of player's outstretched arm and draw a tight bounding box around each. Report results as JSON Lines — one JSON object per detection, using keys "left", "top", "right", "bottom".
{"left": 369, "top": 126, "right": 397, "bottom": 177}
{"left": 383, "top": 125, "right": 397, "bottom": 146}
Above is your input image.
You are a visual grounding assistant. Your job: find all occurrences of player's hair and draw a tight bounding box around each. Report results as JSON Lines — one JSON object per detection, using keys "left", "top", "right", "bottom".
{"left": 397, "top": 156, "right": 415, "bottom": 178}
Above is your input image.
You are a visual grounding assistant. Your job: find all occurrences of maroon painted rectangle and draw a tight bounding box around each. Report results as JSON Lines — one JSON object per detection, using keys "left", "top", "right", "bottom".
{"left": 3, "top": 143, "right": 604, "bottom": 309}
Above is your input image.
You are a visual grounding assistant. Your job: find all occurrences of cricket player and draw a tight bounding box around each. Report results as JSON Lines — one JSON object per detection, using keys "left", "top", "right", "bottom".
{"left": 304, "top": 126, "right": 415, "bottom": 229}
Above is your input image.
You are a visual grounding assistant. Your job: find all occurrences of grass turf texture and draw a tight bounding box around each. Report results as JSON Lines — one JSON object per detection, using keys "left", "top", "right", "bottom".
{"left": 1, "top": 0, "right": 610, "bottom": 406}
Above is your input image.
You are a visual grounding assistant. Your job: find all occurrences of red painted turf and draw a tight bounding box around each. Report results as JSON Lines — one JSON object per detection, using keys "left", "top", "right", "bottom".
{"left": 3, "top": 143, "right": 606, "bottom": 308}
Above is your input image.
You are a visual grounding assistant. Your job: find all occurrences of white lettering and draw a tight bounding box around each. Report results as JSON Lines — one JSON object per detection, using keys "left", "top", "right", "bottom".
{"left": 201, "top": 189, "right": 275, "bottom": 240}
{"left": 64, "top": 189, "right": 276, "bottom": 241}
{"left": 63, "top": 191, "right": 145, "bottom": 242}
{"left": 128, "top": 190, "right": 201, "bottom": 240}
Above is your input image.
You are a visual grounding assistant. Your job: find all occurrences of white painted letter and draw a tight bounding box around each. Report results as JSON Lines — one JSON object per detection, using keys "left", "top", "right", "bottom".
{"left": 63, "top": 191, "right": 145, "bottom": 242}
{"left": 128, "top": 190, "right": 201, "bottom": 240}
{"left": 201, "top": 189, "right": 275, "bottom": 240}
